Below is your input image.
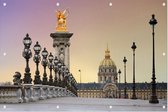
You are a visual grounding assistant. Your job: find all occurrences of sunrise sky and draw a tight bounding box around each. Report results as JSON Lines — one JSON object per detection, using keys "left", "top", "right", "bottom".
{"left": 0, "top": 0, "right": 167, "bottom": 83}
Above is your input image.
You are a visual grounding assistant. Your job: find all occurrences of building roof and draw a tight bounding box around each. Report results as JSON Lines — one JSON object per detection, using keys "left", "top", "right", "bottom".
{"left": 99, "top": 46, "right": 116, "bottom": 67}
{"left": 77, "top": 82, "right": 167, "bottom": 90}
{"left": 77, "top": 83, "right": 106, "bottom": 90}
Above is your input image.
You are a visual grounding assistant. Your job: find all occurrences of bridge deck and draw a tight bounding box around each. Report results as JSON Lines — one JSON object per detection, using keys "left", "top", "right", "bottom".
{"left": 0, "top": 97, "right": 167, "bottom": 112}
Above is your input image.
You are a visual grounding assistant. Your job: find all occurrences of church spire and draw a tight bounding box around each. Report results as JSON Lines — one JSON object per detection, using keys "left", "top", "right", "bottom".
{"left": 105, "top": 44, "right": 110, "bottom": 59}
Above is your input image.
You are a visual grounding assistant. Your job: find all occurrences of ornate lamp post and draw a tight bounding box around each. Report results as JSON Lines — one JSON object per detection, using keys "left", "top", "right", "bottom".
{"left": 22, "top": 34, "right": 32, "bottom": 84}
{"left": 118, "top": 69, "right": 121, "bottom": 98}
{"left": 116, "top": 73, "right": 118, "bottom": 98}
{"left": 48, "top": 52, "right": 54, "bottom": 86}
{"left": 57, "top": 61, "right": 62, "bottom": 87}
{"left": 64, "top": 68, "right": 69, "bottom": 88}
{"left": 41, "top": 48, "right": 48, "bottom": 85}
{"left": 53, "top": 56, "right": 59, "bottom": 86}
{"left": 149, "top": 14, "right": 159, "bottom": 103}
{"left": 78, "top": 69, "right": 81, "bottom": 90}
{"left": 131, "top": 42, "right": 137, "bottom": 99}
{"left": 33, "top": 41, "right": 42, "bottom": 84}
{"left": 61, "top": 64, "right": 66, "bottom": 88}
{"left": 123, "top": 57, "right": 127, "bottom": 99}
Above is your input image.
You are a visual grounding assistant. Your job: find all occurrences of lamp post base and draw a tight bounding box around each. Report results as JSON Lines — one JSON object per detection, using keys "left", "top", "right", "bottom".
{"left": 149, "top": 96, "right": 159, "bottom": 103}
{"left": 23, "top": 73, "right": 32, "bottom": 84}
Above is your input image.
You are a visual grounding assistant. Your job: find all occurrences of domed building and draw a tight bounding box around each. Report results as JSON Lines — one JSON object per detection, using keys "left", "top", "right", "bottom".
{"left": 77, "top": 47, "right": 118, "bottom": 98}
{"left": 98, "top": 47, "right": 117, "bottom": 83}
{"left": 77, "top": 47, "right": 167, "bottom": 99}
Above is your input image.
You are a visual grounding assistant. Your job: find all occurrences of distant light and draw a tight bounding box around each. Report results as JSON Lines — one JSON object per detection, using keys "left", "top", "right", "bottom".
{"left": 109, "top": 2, "right": 112, "bottom": 7}
{"left": 162, "top": 52, "right": 166, "bottom": 56}
{"left": 109, "top": 105, "right": 112, "bottom": 109}
{"left": 163, "top": 105, "right": 166, "bottom": 109}
{"left": 56, "top": 2, "right": 60, "bottom": 6}
{"left": 162, "top": 2, "right": 166, "bottom": 6}
{"left": 3, "top": 2, "right": 7, "bottom": 7}
{"left": 3, "top": 105, "right": 6, "bottom": 109}
{"left": 56, "top": 105, "right": 59, "bottom": 109}
{"left": 3, "top": 52, "right": 7, "bottom": 56}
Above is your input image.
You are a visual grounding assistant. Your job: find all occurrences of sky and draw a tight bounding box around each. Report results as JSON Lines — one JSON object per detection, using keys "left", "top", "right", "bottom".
{"left": 0, "top": 0, "right": 167, "bottom": 83}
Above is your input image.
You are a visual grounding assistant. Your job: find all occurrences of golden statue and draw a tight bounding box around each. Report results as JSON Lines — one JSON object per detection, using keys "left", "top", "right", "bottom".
{"left": 56, "top": 9, "right": 69, "bottom": 32}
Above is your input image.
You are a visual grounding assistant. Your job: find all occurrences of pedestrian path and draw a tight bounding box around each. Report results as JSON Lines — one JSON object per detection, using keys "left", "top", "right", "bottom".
{"left": 0, "top": 97, "right": 167, "bottom": 112}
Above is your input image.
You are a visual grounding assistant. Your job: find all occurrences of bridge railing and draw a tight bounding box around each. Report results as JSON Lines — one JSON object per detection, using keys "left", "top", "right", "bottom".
{"left": 0, "top": 84, "right": 76, "bottom": 103}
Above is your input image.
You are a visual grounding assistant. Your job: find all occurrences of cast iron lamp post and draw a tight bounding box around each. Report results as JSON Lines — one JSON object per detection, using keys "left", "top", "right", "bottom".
{"left": 33, "top": 41, "right": 42, "bottom": 84}
{"left": 67, "top": 72, "right": 72, "bottom": 90}
{"left": 123, "top": 57, "right": 127, "bottom": 99}
{"left": 116, "top": 73, "right": 118, "bottom": 98}
{"left": 131, "top": 42, "right": 137, "bottom": 99}
{"left": 118, "top": 69, "right": 121, "bottom": 98}
{"left": 41, "top": 48, "right": 48, "bottom": 85}
{"left": 57, "top": 61, "right": 62, "bottom": 87}
{"left": 149, "top": 14, "right": 159, "bottom": 104}
{"left": 61, "top": 63, "right": 66, "bottom": 87}
{"left": 64, "top": 68, "right": 69, "bottom": 88}
{"left": 48, "top": 52, "right": 54, "bottom": 86}
{"left": 53, "top": 56, "right": 59, "bottom": 86}
{"left": 22, "top": 34, "right": 32, "bottom": 84}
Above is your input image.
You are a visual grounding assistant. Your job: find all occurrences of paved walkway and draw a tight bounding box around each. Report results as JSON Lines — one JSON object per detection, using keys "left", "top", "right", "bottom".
{"left": 0, "top": 97, "right": 167, "bottom": 112}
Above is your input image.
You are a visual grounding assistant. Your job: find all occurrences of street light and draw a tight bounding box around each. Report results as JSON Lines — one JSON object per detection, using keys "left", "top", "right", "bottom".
{"left": 149, "top": 14, "right": 159, "bottom": 104}
{"left": 41, "top": 48, "right": 48, "bottom": 85}
{"left": 118, "top": 69, "right": 121, "bottom": 98}
{"left": 116, "top": 72, "right": 118, "bottom": 98}
{"left": 53, "top": 56, "right": 59, "bottom": 86}
{"left": 131, "top": 42, "right": 137, "bottom": 99}
{"left": 61, "top": 63, "right": 66, "bottom": 87}
{"left": 22, "top": 34, "right": 32, "bottom": 84}
{"left": 48, "top": 52, "right": 54, "bottom": 86}
{"left": 123, "top": 57, "right": 127, "bottom": 99}
{"left": 23, "top": 33, "right": 32, "bottom": 49}
{"left": 64, "top": 68, "right": 69, "bottom": 88}
{"left": 57, "top": 61, "right": 62, "bottom": 87}
{"left": 33, "top": 41, "right": 42, "bottom": 84}
{"left": 78, "top": 69, "right": 81, "bottom": 89}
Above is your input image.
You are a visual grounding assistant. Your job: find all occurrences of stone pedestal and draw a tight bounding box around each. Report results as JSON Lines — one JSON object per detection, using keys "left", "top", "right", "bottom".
{"left": 55, "top": 87, "right": 60, "bottom": 97}
{"left": 22, "top": 84, "right": 35, "bottom": 102}
{"left": 33, "top": 84, "right": 44, "bottom": 100}
{"left": 48, "top": 86, "right": 55, "bottom": 98}
{"left": 50, "top": 32, "right": 73, "bottom": 69}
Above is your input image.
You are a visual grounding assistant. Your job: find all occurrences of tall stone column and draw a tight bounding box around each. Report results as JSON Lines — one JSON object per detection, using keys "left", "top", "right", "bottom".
{"left": 50, "top": 32, "right": 73, "bottom": 69}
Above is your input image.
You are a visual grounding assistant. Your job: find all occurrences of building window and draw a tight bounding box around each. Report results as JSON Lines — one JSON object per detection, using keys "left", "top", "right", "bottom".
{"left": 104, "top": 76, "right": 106, "bottom": 81}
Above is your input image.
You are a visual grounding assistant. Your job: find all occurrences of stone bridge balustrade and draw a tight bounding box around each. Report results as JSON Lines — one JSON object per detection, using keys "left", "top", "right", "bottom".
{"left": 0, "top": 85, "right": 77, "bottom": 103}
{"left": 0, "top": 85, "right": 23, "bottom": 103}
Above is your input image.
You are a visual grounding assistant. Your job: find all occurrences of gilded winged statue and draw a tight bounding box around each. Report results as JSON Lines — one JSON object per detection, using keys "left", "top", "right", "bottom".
{"left": 56, "top": 9, "right": 69, "bottom": 32}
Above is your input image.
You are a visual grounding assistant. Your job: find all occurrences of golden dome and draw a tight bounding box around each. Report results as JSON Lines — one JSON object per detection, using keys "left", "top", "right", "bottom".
{"left": 99, "top": 46, "right": 116, "bottom": 67}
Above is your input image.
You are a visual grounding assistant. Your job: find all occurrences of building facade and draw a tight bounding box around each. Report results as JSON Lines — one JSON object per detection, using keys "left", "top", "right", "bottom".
{"left": 77, "top": 48, "right": 167, "bottom": 100}
{"left": 77, "top": 82, "right": 167, "bottom": 100}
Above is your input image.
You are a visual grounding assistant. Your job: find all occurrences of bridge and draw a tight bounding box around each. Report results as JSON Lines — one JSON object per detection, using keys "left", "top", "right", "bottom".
{"left": 0, "top": 97, "right": 167, "bottom": 111}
